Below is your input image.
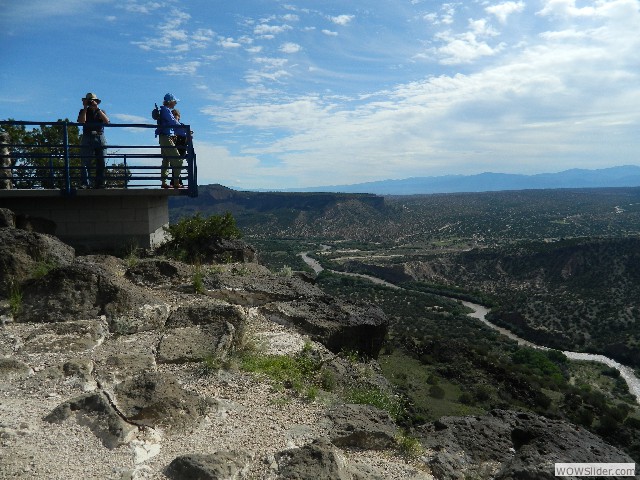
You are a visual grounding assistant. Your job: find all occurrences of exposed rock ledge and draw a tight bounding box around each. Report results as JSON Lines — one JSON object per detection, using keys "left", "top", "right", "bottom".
{"left": 0, "top": 208, "right": 634, "bottom": 479}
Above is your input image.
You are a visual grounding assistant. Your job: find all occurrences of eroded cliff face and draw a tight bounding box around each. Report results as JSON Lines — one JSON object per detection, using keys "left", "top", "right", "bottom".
{"left": 0, "top": 207, "right": 634, "bottom": 479}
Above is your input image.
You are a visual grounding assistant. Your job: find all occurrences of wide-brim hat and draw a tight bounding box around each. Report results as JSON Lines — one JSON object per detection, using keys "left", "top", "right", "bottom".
{"left": 83, "top": 92, "right": 101, "bottom": 104}
{"left": 164, "top": 93, "right": 179, "bottom": 103}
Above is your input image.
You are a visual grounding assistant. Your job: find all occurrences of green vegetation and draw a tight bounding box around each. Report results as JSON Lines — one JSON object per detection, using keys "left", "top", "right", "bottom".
{"left": 395, "top": 432, "right": 424, "bottom": 459}
{"left": 246, "top": 238, "right": 316, "bottom": 274}
{"left": 8, "top": 281, "right": 22, "bottom": 317}
{"left": 344, "top": 385, "right": 403, "bottom": 419}
{"left": 192, "top": 264, "right": 206, "bottom": 294}
{"left": 30, "top": 258, "right": 58, "bottom": 279}
{"left": 1, "top": 120, "right": 129, "bottom": 189}
{"left": 239, "top": 342, "right": 326, "bottom": 401}
{"left": 160, "top": 212, "right": 242, "bottom": 263}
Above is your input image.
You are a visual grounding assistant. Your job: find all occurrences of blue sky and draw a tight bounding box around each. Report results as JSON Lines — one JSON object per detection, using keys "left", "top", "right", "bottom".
{"left": 1, "top": 0, "right": 639, "bottom": 189}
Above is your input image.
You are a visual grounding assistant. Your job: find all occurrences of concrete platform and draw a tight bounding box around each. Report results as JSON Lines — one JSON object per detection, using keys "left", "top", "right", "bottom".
{"left": 0, "top": 188, "right": 183, "bottom": 250}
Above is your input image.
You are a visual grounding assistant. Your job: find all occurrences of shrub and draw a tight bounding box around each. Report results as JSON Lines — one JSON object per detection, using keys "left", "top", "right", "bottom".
{"left": 396, "top": 432, "right": 423, "bottom": 458}
{"left": 474, "top": 385, "right": 492, "bottom": 402}
{"left": 192, "top": 264, "right": 205, "bottom": 294}
{"left": 8, "top": 281, "right": 22, "bottom": 317}
{"left": 31, "top": 258, "right": 58, "bottom": 279}
{"left": 428, "top": 385, "right": 445, "bottom": 399}
{"left": 459, "top": 391, "right": 474, "bottom": 405}
{"left": 161, "top": 212, "right": 242, "bottom": 263}
{"left": 426, "top": 374, "right": 439, "bottom": 385}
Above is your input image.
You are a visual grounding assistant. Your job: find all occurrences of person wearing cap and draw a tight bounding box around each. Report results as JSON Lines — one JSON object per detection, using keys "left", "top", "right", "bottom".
{"left": 155, "top": 93, "right": 184, "bottom": 189}
{"left": 77, "top": 92, "right": 110, "bottom": 188}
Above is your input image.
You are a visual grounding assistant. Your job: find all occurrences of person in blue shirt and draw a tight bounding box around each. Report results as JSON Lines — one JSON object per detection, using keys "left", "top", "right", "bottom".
{"left": 155, "top": 93, "right": 183, "bottom": 188}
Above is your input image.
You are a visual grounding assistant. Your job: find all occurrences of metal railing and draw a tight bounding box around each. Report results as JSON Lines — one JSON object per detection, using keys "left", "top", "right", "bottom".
{"left": 0, "top": 120, "right": 198, "bottom": 197}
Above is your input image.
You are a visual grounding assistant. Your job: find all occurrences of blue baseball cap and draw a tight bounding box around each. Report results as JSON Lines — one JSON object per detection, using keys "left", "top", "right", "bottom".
{"left": 164, "top": 93, "right": 179, "bottom": 103}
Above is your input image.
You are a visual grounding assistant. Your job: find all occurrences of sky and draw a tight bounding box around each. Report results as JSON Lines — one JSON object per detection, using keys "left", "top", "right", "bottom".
{"left": 1, "top": 0, "right": 640, "bottom": 190}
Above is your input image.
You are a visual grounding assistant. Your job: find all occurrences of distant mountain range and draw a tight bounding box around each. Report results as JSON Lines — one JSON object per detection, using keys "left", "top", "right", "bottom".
{"left": 280, "top": 165, "right": 640, "bottom": 195}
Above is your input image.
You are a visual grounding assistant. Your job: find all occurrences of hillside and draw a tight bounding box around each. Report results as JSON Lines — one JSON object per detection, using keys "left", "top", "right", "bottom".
{"left": 332, "top": 237, "right": 640, "bottom": 368}
{"left": 171, "top": 185, "right": 640, "bottom": 245}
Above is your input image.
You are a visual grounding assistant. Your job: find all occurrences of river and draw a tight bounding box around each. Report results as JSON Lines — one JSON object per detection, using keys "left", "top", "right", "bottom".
{"left": 300, "top": 251, "right": 640, "bottom": 404}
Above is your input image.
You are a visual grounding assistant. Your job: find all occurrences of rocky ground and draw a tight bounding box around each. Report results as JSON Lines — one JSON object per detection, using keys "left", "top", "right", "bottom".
{"left": 0, "top": 208, "right": 635, "bottom": 479}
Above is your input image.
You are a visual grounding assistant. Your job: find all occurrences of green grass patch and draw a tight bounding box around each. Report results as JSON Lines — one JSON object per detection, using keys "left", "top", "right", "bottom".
{"left": 343, "top": 385, "right": 403, "bottom": 419}
{"left": 379, "top": 349, "right": 485, "bottom": 421}
{"left": 240, "top": 349, "right": 322, "bottom": 399}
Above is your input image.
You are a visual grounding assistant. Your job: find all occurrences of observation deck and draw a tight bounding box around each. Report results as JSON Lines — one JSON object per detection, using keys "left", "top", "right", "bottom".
{"left": 0, "top": 120, "right": 198, "bottom": 250}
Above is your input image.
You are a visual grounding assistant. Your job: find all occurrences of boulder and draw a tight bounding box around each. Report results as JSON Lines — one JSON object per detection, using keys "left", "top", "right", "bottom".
{"left": 203, "top": 237, "right": 257, "bottom": 263}
{"left": 111, "top": 371, "right": 204, "bottom": 432}
{"left": 44, "top": 391, "right": 138, "bottom": 449}
{"left": 165, "top": 299, "right": 246, "bottom": 329}
{"left": 16, "top": 263, "right": 169, "bottom": 333}
{"left": 327, "top": 404, "right": 398, "bottom": 450}
{"left": 0, "top": 228, "right": 75, "bottom": 299}
{"left": 260, "top": 297, "right": 388, "bottom": 358}
{"left": 157, "top": 299, "right": 248, "bottom": 363}
{"left": 20, "top": 319, "right": 108, "bottom": 353}
{"left": 94, "top": 353, "right": 157, "bottom": 389}
{"left": 0, "top": 358, "right": 32, "bottom": 380}
{"left": 418, "top": 410, "right": 636, "bottom": 480}
{"left": 156, "top": 323, "right": 237, "bottom": 364}
{"left": 166, "top": 451, "right": 252, "bottom": 480}
{"left": 204, "top": 263, "right": 323, "bottom": 306}
{"left": 125, "top": 258, "right": 191, "bottom": 287}
{"left": 274, "top": 438, "right": 352, "bottom": 480}
{"left": 0, "top": 207, "right": 15, "bottom": 227}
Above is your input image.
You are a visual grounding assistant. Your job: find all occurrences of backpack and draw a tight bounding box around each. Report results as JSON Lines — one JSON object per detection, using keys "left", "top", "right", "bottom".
{"left": 151, "top": 103, "right": 161, "bottom": 122}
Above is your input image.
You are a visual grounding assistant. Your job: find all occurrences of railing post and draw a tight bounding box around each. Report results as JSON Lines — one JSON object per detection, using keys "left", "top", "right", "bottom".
{"left": 62, "top": 121, "right": 71, "bottom": 195}
{"left": 123, "top": 154, "right": 128, "bottom": 189}
{"left": 0, "top": 131, "right": 11, "bottom": 189}
{"left": 186, "top": 128, "right": 198, "bottom": 197}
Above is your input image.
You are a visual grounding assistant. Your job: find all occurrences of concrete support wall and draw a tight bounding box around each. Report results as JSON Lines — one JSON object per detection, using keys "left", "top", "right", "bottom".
{"left": 0, "top": 190, "right": 174, "bottom": 250}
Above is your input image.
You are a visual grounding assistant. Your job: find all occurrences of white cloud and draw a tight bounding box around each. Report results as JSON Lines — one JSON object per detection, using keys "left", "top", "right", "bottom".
{"left": 537, "top": 0, "right": 596, "bottom": 18}
{"left": 0, "top": 0, "right": 107, "bottom": 21}
{"left": 193, "top": 142, "right": 262, "bottom": 186}
{"left": 254, "top": 57, "right": 288, "bottom": 67}
{"left": 123, "top": 2, "right": 163, "bottom": 14}
{"left": 156, "top": 61, "right": 201, "bottom": 75}
{"left": 280, "top": 42, "right": 301, "bottom": 54}
{"left": 192, "top": 29, "right": 215, "bottom": 44}
{"left": 130, "top": 7, "right": 214, "bottom": 58}
{"left": 435, "top": 31, "right": 504, "bottom": 64}
{"left": 330, "top": 14, "right": 355, "bottom": 26}
{"left": 244, "top": 69, "right": 292, "bottom": 84}
{"left": 219, "top": 37, "right": 242, "bottom": 48}
{"left": 111, "top": 113, "right": 149, "bottom": 124}
{"left": 254, "top": 23, "right": 292, "bottom": 37}
{"left": 486, "top": 1, "right": 525, "bottom": 24}
{"left": 322, "top": 29, "right": 338, "bottom": 36}
{"left": 469, "top": 19, "right": 499, "bottom": 36}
